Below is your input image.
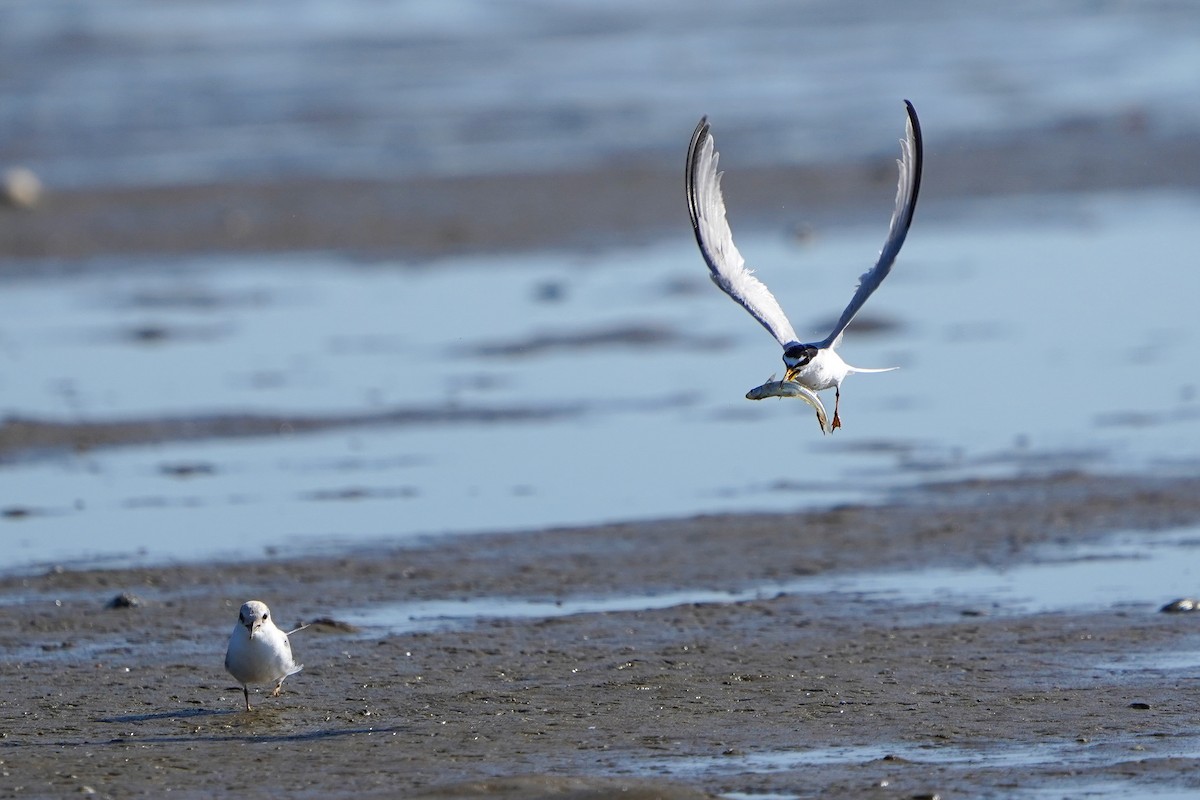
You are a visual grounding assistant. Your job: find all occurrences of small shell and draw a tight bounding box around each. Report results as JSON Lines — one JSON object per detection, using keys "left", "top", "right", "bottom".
{"left": 1, "top": 167, "right": 44, "bottom": 209}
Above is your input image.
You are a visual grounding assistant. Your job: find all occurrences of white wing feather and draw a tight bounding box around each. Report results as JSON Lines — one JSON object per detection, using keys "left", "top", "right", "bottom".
{"left": 686, "top": 118, "right": 800, "bottom": 349}
{"left": 818, "top": 100, "right": 923, "bottom": 349}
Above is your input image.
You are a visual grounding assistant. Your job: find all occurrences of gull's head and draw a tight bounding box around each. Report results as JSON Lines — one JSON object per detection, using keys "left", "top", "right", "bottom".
{"left": 237, "top": 600, "right": 272, "bottom": 640}
{"left": 782, "top": 344, "right": 818, "bottom": 382}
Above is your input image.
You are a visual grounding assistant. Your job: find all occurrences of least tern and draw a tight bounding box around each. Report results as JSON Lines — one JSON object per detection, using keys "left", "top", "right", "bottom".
{"left": 224, "top": 600, "right": 305, "bottom": 711}
{"left": 686, "top": 100, "right": 923, "bottom": 431}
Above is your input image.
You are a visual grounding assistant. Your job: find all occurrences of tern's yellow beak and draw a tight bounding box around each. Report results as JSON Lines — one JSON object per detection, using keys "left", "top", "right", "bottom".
{"left": 783, "top": 365, "right": 801, "bottom": 383}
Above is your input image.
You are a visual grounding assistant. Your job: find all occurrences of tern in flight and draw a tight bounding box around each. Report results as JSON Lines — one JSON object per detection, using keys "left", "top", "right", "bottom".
{"left": 686, "top": 100, "right": 923, "bottom": 431}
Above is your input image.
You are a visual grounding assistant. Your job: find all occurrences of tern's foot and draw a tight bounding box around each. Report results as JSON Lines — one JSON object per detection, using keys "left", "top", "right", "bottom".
{"left": 831, "top": 411, "right": 842, "bottom": 430}
{"left": 272, "top": 685, "right": 283, "bottom": 697}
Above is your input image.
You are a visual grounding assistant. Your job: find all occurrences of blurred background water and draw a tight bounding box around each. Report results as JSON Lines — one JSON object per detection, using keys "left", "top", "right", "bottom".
{"left": 1, "top": 1, "right": 1199, "bottom": 571}
{"left": 2, "top": 0, "right": 1198, "bottom": 186}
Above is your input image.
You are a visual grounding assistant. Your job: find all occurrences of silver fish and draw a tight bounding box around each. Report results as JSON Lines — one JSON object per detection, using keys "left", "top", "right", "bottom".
{"left": 745, "top": 376, "right": 832, "bottom": 435}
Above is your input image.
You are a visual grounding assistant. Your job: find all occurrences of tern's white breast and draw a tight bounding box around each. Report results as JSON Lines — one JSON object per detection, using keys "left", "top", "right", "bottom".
{"left": 792, "top": 349, "right": 849, "bottom": 392}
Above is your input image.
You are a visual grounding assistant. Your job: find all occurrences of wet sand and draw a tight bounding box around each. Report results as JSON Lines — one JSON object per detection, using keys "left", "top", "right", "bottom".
{"left": 3, "top": 472, "right": 1200, "bottom": 798}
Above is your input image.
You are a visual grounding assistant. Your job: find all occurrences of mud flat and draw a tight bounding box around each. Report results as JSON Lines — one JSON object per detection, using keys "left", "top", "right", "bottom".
{"left": 2, "top": 472, "right": 1199, "bottom": 798}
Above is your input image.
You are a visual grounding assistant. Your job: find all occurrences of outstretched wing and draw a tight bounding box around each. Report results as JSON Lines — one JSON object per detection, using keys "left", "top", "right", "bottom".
{"left": 686, "top": 117, "right": 800, "bottom": 349}
{"left": 817, "top": 100, "right": 923, "bottom": 349}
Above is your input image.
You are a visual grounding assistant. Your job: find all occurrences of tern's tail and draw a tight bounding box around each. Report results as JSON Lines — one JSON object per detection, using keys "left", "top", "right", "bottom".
{"left": 845, "top": 365, "right": 899, "bottom": 375}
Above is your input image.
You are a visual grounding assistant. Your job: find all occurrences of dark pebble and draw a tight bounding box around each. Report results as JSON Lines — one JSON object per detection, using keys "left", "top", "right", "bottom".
{"left": 306, "top": 616, "right": 361, "bottom": 633}
{"left": 1160, "top": 598, "right": 1198, "bottom": 613}
{"left": 106, "top": 593, "right": 143, "bottom": 609}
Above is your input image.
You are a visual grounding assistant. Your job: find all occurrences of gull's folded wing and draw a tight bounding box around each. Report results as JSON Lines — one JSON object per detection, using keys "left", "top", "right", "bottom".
{"left": 818, "top": 100, "right": 923, "bottom": 349}
{"left": 686, "top": 117, "right": 800, "bottom": 349}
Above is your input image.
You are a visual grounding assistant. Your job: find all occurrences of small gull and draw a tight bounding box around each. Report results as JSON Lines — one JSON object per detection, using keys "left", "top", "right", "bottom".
{"left": 686, "top": 100, "right": 923, "bottom": 432}
{"left": 224, "top": 600, "right": 305, "bottom": 711}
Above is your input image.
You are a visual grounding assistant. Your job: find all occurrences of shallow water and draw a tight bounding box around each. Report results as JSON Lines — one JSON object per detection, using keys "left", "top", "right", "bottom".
{"left": 1023, "top": 784, "right": 1200, "bottom": 800}
{"left": 659, "top": 738, "right": 1200, "bottom": 798}
{"left": 4, "top": 0, "right": 1200, "bottom": 575}
{"left": 1, "top": 1, "right": 1198, "bottom": 187}
{"left": 665, "top": 740, "right": 1092, "bottom": 773}
{"left": 2, "top": 191, "right": 1199, "bottom": 571}
{"left": 817, "top": 525, "right": 1200, "bottom": 619}
{"left": 344, "top": 524, "right": 1200, "bottom": 643}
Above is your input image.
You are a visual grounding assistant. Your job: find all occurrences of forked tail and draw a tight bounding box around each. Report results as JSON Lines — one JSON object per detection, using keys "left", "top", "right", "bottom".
{"left": 844, "top": 365, "right": 899, "bottom": 375}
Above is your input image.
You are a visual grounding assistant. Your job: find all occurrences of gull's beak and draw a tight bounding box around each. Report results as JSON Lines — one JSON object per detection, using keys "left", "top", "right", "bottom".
{"left": 245, "top": 621, "right": 258, "bottom": 640}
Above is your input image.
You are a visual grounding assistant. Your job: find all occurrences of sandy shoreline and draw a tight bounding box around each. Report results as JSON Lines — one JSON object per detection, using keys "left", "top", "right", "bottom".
{"left": 4, "top": 472, "right": 1200, "bottom": 798}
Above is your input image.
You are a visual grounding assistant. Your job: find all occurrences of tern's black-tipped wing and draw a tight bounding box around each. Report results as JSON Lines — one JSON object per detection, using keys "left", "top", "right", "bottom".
{"left": 687, "top": 117, "right": 800, "bottom": 349}
{"left": 818, "top": 100, "right": 923, "bottom": 348}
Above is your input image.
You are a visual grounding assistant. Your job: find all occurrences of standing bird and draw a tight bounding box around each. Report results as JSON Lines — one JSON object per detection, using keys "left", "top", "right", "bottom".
{"left": 225, "top": 600, "right": 305, "bottom": 711}
{"left": 686, "top": 100, "right": 923, "bottom": 431}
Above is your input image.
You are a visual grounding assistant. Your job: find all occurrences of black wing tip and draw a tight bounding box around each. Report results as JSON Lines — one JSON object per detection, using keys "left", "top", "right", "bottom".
{"left": 688, "top": 115, "right": 712, "bottom": 158}
{"left": 901, "top": 99, "right": 923, "bottom": 211}
{"left": 904, "top": 97, "right": 921, "bottom": 129}
{"left": 685, "top": 115, "right": 714, "bottom": 230}
{"left": 901, "top": 100, "right": 923, "bottom": 160}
